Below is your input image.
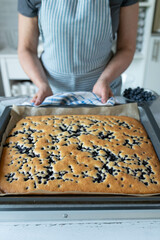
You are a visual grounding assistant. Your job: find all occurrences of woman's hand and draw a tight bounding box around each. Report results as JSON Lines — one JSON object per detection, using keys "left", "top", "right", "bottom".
{"left": 18, "top": 14, "right": 52, "bottom": 106}
{"left": 31, "top": 84, "right": 53, "bottom": 106}
{"left": 93, "top": 4, "right": 138, "bottom": 103}
{"left": 92, "top": 77, "right": 113, "bottom": 104}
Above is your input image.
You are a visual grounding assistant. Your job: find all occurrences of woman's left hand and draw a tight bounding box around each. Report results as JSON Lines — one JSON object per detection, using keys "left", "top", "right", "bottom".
{"left": 92, "top": 77, "right": 113, "bottom": 104}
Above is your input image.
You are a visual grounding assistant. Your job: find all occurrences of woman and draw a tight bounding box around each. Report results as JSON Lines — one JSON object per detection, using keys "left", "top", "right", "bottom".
{"left": 18, "top": 0, "right": 139, "bottom": 105}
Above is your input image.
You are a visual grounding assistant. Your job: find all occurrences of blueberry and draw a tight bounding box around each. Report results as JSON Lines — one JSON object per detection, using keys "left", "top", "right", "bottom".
{"left": 152, "top": 95, "right": 156, "bottom": 100}
{"left": 123, "top": 87, "right": 157, "bottom": 103}
{"left": 137, "top": 95, "right": 141, "bottom": 99}
{"left": 133, "top": 95, "right": 137, "bottom": 100}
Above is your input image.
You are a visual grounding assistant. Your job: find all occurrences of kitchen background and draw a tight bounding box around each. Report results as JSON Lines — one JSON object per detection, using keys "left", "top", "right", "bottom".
{"left": 0, "top": 0, "right": 160, "bottom": 98}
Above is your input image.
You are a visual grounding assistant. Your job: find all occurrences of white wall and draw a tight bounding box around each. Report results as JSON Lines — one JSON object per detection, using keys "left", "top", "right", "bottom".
{"left": 0, "top": 0, "right": 18, "bottom": 95}
{"left": 0, "top": 0, "right": 18, "bottom": 50}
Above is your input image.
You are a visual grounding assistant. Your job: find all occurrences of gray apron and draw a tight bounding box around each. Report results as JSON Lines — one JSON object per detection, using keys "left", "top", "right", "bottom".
{"left": 38, "top": 0, "right": 122, "bottom": 95}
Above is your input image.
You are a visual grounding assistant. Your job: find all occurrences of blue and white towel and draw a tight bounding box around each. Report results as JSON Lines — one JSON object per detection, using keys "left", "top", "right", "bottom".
{"left": 0, "top": 93, "right": 125, "bottom": 109}
{"left": 23, "top": 92, "right": 116, "bottom": 106}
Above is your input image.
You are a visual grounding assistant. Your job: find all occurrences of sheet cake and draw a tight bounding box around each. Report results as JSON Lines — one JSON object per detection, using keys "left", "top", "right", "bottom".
{"left": 0, "top": 115, "right": 160, "bottom": 194}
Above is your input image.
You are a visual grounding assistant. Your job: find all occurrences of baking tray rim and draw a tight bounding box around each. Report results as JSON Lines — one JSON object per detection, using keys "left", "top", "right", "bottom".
{"left": 0, "top": 104, "right": 160, "bottom": 208}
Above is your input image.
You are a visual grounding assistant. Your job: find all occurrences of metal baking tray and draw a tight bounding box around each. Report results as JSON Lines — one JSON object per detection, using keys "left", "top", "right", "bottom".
{"left": 0, "top": 103, "right": 160, "bottom": 211}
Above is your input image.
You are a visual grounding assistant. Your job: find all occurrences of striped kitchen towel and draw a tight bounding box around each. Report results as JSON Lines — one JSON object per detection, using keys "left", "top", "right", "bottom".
{"left": 22, "top": 92, "right": 116, "bottom": 106}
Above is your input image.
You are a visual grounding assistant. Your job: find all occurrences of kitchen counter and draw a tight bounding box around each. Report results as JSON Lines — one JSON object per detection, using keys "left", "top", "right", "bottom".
{"left": 0, "top": 96, "right": 160, "bottom": 240}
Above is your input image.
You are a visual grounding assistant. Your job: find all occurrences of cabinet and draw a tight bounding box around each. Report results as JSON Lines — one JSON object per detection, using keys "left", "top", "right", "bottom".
{"left": 0, "top": 49, "right": 42, "bottom": 97}
{"left": 143, "top": 36, "right": 160, "bottom": 94}
{"left": 0, "top": 54, "right": 37, "bottom": 97}
{"left": 122, "top": 0, "right": 157, "bottom": 92}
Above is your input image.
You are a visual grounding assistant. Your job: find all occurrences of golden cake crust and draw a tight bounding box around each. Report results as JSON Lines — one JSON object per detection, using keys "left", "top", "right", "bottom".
{"left": 0, "top": 115, "right": 160, "bottom": 194}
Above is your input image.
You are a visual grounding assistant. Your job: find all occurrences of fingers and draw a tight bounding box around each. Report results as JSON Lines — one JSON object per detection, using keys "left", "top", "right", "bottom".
{"left": 30, "top": 91, "right": 45, "bottom": 106}
{"left": 101, "top": 89, "right": 109, "bottom": 104}
{"left": 31, "top": 94, "right": 38, "bottom": 104}
{"left": 30, "top": 86, "right": 53, "bottom": 106}
{"left": 34, "top": 95, "right": 44, "bottom": 105}
{"left": 101, "top": 88, "right": 114, "bottom": 104}
{"left": 93, "top": 84, "right": 113, "bottom": 104}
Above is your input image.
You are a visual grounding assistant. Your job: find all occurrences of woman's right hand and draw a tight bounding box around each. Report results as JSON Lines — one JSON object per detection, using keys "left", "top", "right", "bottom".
{"left": 31, "top": 84, "right": 53, "bottom": 106}
{"left": 18, "top": 15, "right": 53, "bottom": 106}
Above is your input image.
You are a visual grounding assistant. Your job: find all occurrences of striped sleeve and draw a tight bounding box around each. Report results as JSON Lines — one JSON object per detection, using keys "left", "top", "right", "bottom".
{"left": 121, "top": 0, "right": 139, "bottom": 7}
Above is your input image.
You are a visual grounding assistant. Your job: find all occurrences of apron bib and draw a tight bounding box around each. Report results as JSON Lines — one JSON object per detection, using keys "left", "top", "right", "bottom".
{"left": 38, "top": 0, "right": 121, "bottom": 94}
